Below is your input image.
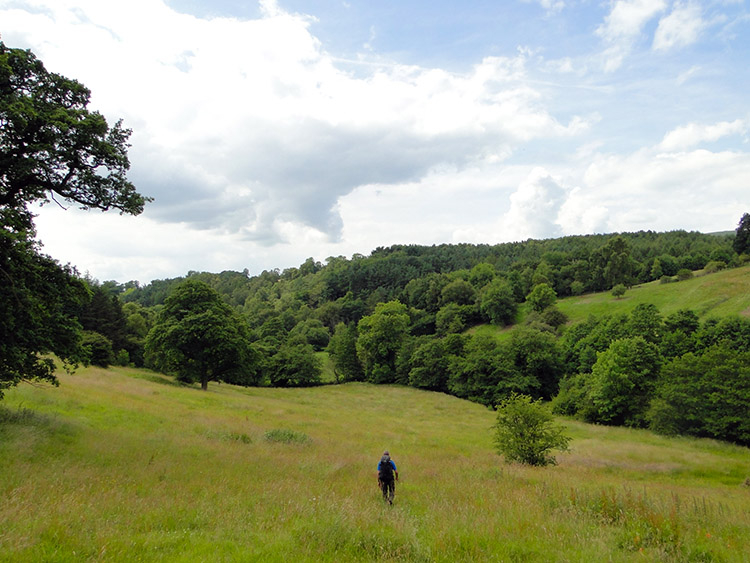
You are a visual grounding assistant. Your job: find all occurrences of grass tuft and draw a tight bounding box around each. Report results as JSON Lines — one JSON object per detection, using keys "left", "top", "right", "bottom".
{"left": 264, "top": 428, "right": 311, "bottom": 444}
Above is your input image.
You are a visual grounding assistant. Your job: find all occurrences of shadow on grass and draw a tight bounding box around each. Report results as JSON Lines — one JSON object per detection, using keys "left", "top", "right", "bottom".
{"left": 0, "top": 404, "right": 78, "bottom": 441}
{"left": 0, "top": 404, "right": 44, "bottom": 425}
{"left": 130, "top": 371, "right": 191, "bottom": 388}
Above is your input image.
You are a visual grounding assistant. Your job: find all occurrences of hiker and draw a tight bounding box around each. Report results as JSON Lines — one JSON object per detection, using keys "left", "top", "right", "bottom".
{"left": 377, "top": 450, "right": 398, "bottom": 504}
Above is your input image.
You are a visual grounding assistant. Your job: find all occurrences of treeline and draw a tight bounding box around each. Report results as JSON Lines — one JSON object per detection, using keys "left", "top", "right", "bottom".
{"left": 75, "top": 227, "right": 750, "bottom": 445}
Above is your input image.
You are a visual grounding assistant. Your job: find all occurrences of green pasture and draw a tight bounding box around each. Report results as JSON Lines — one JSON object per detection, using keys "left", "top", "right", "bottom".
{"left": 2, "top": 367, "right": 749, "bottom": 561}
{"left": 557, "top": 265, "right": 750, "bottom": 324}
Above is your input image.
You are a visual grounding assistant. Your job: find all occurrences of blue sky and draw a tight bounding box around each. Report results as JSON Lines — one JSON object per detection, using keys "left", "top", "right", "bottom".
{"left": 2, "top": 0, "right": 749, "bottom": 283}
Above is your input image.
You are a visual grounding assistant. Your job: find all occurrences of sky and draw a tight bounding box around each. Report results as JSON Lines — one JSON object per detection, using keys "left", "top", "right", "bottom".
{"left": 2, "top": 0, "right": 749, "bottom": 284}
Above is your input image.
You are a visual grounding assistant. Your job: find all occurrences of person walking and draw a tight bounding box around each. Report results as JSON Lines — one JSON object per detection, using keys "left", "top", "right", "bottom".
{"left": 377, "top": 450, "right": 398, "bottom": 504}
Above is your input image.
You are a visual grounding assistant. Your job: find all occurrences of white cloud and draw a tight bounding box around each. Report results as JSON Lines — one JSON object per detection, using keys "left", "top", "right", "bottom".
{"left": 522, "top": 0, "right": 566, "bottom": 14}
{"left": 596, "top": 0, "right": 667, "bottom": 70}
{"left": 658, "top": 119, "right": 748, "bottom": 151}
{"left": 581, "top": 147, "right": 750, "bottom": 232}
{"left": 597, "top": 0, "right": 667, "bottom": 39}
{"left": 653, "top": 2, "right": 705, "bottom": 51}
{"left": 496, "top": 168, "right": 566, "bottom": 240}
{"left": 2, "top": 1, "right": 582, "bottom": 248}
{"left": 4, "top": 0, "right": 750, "bottom": 283}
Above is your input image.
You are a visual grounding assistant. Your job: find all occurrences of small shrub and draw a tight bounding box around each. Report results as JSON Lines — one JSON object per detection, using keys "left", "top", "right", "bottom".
{"left": 659, "top": 275, "right": 675, "bottom": 284}
{"left": 264, "top": 428, "right": 310, "bottom": 444}
{"left": 114, "top": 349, "right": 130, "bottom": 366}
{"left": 611, "top": 284, "right": 626, "bottom": 298}
{"left": 676, "top": 268, "right": 693, "bottom": 281}
{"left": 226, "top": 432, "right": 252, "bottom": 444}
{"left": 493, "top": 393, "right": 570, "bottom": 466}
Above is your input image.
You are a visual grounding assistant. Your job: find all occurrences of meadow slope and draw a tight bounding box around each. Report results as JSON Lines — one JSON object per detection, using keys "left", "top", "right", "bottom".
{"left": 556, "top": 265, "right": 750, "bottom": 324}
{"left": 2, "top": 367, "right": 749, "bottom": 562}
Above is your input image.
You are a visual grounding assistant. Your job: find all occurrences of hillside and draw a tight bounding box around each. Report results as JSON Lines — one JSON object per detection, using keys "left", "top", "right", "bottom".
{"left": 2, "top": 367, "right": 749, "bottom": 561}
{"left": 556, "top": 265, "right": 750, "bottom": 324}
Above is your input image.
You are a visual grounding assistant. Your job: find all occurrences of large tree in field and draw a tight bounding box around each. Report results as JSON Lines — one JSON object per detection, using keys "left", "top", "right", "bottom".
{"left": 1, "top": 42, "right": 150, "bottom": 398}
{"left": 145, "top": 280, "right": 260, "bottom": 390}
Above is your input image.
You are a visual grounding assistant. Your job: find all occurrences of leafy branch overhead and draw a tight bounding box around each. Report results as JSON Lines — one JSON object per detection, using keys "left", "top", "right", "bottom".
{"left": 0, "top": 42, "right": 151, "bottom": 230}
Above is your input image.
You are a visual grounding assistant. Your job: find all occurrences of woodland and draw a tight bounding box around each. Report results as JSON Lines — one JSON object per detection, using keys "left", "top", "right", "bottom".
{"left": 71, "top": 224, "right": 750, "bottom": 447}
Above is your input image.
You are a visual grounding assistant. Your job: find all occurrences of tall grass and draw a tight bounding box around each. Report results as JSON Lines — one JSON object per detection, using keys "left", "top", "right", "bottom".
{"left": 2, "top": 367, "right": 749, "bottom": 561}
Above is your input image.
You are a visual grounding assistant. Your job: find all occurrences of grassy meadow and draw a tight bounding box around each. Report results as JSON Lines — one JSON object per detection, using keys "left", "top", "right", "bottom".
{"left": 468, "top": 264, "right": 750, "bottom": 343}
{"left": 557, "top": 265, "right": 750, "bottom": 324}
{"left": 2, "top": 366, "right": 750, "bottom": 562}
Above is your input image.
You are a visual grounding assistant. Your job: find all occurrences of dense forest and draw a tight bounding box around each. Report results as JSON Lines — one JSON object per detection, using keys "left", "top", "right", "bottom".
{"left": 72, "top": 226, "right": 750, "bottom": 447}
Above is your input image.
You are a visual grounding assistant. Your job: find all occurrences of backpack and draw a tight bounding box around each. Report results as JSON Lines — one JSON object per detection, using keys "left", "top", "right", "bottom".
{"left": 378, "top": 455, "right": 394, "bottom": 482}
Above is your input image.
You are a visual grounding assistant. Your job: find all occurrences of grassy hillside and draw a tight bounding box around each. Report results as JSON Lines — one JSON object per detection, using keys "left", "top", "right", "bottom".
{"left": 557, "top": 265, "right": 750, "bottom": 324}
{"left": 2, "top": 367, "right": 749, "bottom": 561}
{"left": 468, "top": 265, "right": 750, "bottom": 344}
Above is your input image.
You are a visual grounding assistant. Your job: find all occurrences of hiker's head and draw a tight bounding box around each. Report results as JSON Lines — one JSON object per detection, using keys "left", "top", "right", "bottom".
{"left": 383, "top": 450, "right": 390, "bottom": 459}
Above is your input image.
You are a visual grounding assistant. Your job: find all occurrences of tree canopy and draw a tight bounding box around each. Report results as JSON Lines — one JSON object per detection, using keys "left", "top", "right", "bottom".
{"left": 0, "top": 42, "right": 150, "bottom": 230}
{"left": 145, "top": 280, "right": 260, "bottom": 390}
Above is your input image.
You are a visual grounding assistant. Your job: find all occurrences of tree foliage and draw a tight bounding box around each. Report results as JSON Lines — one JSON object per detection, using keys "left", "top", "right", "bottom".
{"left": 493, "top": 393, "right": 570, "bottom": 466}
{"left": 733, "top": 212, "right": 750, "bottom": 256}
{"left": 587, "top": 336, "right": 662, "bottom": 427}
{"left": 145, "top": 280, "right": 260, "bottom": 390}
{"left": 479, "top": 278, "right": 517, "bottom": 325}
{"left": 648, "top": 346, "right": 750, "bottom": 445}
{"left": 0, "top": 42, "right": 150, "bottom": 230}
{"left": 356, "top": 300, "right": 409, "bottom": 383}
{"left": 0, "top": 230, "right": 88, "bottom": 398}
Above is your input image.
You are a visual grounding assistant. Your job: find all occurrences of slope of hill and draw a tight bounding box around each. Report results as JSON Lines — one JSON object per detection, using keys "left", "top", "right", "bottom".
{"left": 556, "top": 265, "right": 750, "bottom": 324}
{"left": 2, "top": 367, "right": 749, "bottom": 561}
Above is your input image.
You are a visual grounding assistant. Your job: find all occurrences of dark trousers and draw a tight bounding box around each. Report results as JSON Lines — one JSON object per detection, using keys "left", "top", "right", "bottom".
{"left": 380, "top": 478, "right": 395, "bottom": 503}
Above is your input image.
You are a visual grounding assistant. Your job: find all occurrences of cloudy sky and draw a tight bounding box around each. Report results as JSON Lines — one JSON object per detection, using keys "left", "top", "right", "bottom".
{"left": 2, "top": 0, "right": 749, "bottom": 283}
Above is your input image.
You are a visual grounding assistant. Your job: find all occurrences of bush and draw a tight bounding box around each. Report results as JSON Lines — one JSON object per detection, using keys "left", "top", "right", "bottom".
{"left": 611, "top": 284, "right": 626, "bottom": 298}
{"left": 493, "top": 393, "right": 570, "bottom": 466}
{"left": 541, "top": 306, "right": 569, "bottom": 329}
{"left": 676, "top": 268, "right": 693, "bottom": 281}
{"left": 114, "top": 349, "right": 130, "bottom": 366}
{"left": 81, "top": 331, "right": 114, "bottom": 367}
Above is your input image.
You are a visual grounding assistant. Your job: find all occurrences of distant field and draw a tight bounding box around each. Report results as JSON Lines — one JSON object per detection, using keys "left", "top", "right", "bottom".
{"left": 471, "top": 264, "right": 750, "bottom": 342}
{"left": 557, "top": 264, "right": 750, "bottom": 324}
{"left": 2, "top": 367, "right": 749, "bottom": 561}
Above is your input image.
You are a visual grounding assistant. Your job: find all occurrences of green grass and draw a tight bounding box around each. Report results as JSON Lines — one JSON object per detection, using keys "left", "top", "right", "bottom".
{"left": 557, "top": 264, "right": 750, "bottom": 324}
{"left": 316, "top": 350, "right": 337, "bottom": 383}
{"left": 2, "top": 367, "right": 749, "bottom": 561}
